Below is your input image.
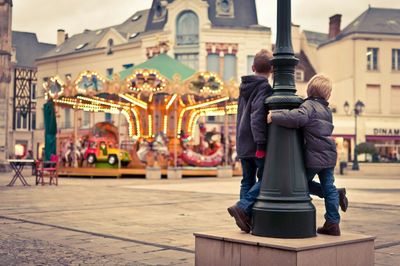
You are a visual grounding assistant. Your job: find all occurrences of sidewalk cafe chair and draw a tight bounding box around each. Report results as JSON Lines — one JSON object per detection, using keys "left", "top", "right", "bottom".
{"left": 35, "top": 154, "right": 59, "bottom": 186}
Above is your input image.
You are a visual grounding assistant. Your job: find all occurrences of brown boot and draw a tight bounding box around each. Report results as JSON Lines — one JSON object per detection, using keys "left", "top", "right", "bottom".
{"left": 227, "top": 205, "right": 251, "bottom": 233}
{"left": 317, "top": 221, "right": 341, "bottom": 236}
{"left": 338, "top": 188, "right": 348, "bottom": 212}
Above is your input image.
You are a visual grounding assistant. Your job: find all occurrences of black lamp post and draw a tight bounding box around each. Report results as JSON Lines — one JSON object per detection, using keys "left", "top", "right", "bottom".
{"left": 252, "top": 0, "right": 316, "bottom": 238}
{"left": 344, "top": 100, "right": 365, "bottom": 171}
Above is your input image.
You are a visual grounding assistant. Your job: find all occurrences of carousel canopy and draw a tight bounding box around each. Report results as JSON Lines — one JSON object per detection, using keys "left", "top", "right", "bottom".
{"left": 119, "top": 54, "right": 196, "bottom": 80}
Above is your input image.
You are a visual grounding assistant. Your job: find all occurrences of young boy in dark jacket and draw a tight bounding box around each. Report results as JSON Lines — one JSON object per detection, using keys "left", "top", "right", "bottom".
{"left": 267, "top": 74, "right": 347, "bottom": 236}
{"left": 227, "top": 49, "right": 273, "bottom": 233}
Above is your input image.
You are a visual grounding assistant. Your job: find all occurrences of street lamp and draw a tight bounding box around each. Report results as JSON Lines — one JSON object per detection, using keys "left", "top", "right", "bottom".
{"left": 252, "top": 0, "right": 316, "bottom": 238}
{"left": 344, "top": 100, "right": 365, "bottom": 170}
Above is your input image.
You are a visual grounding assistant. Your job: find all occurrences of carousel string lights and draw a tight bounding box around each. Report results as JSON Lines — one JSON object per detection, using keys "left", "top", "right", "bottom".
{"left": 126, "top": 69, "right": 168, "bottom": 92}
{"left": 119, "top": 94, "right": 148, "bottom": 109}
{"left": 45, "top": 65, "right": 237, "bottom": 144}
{"left": 166, "top": 94, "right": 177, "bottom": 110}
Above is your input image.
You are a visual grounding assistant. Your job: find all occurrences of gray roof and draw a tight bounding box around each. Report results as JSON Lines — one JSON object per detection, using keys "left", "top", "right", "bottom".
{"left": 12, "top": 31, "right": 55, "bottom": 68}
{"left": 39, "top": 9, "right": 149, "bottom": 60}
{"left": 146, "top": 0, "right": 270, "bottom": 32}
{"left": 336, "top": 7, "right": 400, "bottom": 40}
{"left": 39, "top": 1, "right": 270, "bottom": 60}
{"left": 303, "top": 30, "right": 328, "bottom": 46}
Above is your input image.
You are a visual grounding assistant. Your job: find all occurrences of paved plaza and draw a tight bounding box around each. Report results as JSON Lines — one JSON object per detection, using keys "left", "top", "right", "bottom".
{"left": 0, "top": 170, "right": 399, "bottom": 265}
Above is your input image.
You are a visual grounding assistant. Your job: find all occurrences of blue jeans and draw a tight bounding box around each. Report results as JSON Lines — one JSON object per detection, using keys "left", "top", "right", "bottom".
{"left": 306, "top": 168, "right": 340, "bottom": 224}
{"left": 237, "top": 158, "right": 265, "bottom": 215}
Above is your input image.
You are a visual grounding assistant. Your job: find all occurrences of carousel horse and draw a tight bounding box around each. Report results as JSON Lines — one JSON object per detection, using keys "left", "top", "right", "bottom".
{"left": 152, "top": 133, "right": 169, "bottom": 158}
{"left": 136, "top": 133, "right": 170, "bottom": 164}
{"left": 137, "top": 140, "right": 151, "bottom": 163}
{"left": 62, "top": 139, "right": 85, "bottom": 167}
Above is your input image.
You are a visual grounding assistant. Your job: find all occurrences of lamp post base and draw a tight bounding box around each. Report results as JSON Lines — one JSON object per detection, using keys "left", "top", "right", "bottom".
{"left": 252, "top": 202, "right": 316, "bottom": 238}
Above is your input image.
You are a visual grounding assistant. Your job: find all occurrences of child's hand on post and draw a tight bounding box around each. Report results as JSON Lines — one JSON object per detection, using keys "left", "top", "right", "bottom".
{"left": 255, "top": 150, "right": 266, "bottom": 159}
{"left": 267, "top": 112, "right": 272, "bottom": 124}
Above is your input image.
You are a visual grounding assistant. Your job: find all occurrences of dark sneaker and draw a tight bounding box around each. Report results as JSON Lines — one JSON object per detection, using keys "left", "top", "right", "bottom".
{"left": 338, "top": 188, "right": 348, "bottom": 212}
{"left": 227, "top": 205, "right": 251, "bottom": 233}
{"left": 317, "top": 221, "right": 341, "bottom": 236}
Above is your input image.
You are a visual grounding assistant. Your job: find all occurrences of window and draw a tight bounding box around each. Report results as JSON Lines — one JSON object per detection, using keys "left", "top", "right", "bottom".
{"left": 365, "top": 85, "right": 381, "bottom": 113}
{"left": 106, "top": 68, "right": 114, "bottom": 76}
{"left": 216, "top": 0, "right": 234, "bottom": 17}
{"left": 107, "top": 39, "right": 114, "bottom": 55}
{"left": 247, "top": 55, "right": 255, "bottom": 75}
{"left": 207, "top": 116, "right": 216, "bottom": 122}
{"left": 75, "top": 43, "right": 88, "bottom": 50}
{"left": 16, "top": 111, "right": 28, "bottom": 130}
{"left": 31, "top": 112, "right": 36, "bottom": 130}
{"left": 82, "top": 112, "right": 90, "bottom": 127}
{"left": 367, "top": 48, "right": 379, "bottom": 71}
{"left": 392, "top": 49, "right": 400, "bottom": 71}
{"left": 123, "top": 63, "right": 134, "bottom": 69}
{"left": 176, "top": 53, "right": 199, "bottom": 70}
{"left": 391, "top": 86, "right": 400, "bottom": 114}
{"left": 65, "top": 108, "right": 71, "bottom": 128}
{"left": 105, "top": 113, "right": 112, "bottom": 122}
{"left": 31, "top": 83, "right": 36, "bottom": 100}
{"left": 176, "top": 11, "right": 199, "bottom": 45}
{"left": 295, "top": 70, "right": 305, "bottom": 82}
{"left": 207, "top": 54, "right": 220, "bottom": 73}
{"left": 223, "top": 54, "right": 237, "bottom": 81}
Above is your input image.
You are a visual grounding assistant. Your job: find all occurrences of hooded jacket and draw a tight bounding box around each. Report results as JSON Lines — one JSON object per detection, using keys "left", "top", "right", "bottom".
{"left": 236, "top": 75, "right": 273, "bottom": 158}
{"left": 271, "top": 97, "right": 337, "bottom": 169}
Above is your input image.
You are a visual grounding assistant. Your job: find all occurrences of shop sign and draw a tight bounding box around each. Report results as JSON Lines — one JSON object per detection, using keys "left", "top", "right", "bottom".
{"left": 373, "top": 128, "right": 400, "bottom": 136}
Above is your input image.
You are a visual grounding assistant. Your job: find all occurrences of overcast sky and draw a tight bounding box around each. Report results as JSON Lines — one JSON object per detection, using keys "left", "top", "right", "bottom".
{"left": 12, "top": 0, "right": 400, "bottom": 44}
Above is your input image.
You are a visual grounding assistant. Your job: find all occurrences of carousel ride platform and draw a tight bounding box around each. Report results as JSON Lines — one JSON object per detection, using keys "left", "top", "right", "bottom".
{"left": 57, "top": 166, "right": 242, "bottom": 179}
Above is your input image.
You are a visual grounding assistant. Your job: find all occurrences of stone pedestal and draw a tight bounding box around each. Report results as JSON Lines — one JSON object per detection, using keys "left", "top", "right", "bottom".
{"left": 217, "top": 166, "right": 233, "bottom": 178}
{"left": 145, "top": 166, "right": 161, "bottom": 179}
{"left": 194, "top": 230, "right": 375, "bottom": 266}
{"left": 167, "top": 167, "right": 182, "bottom": 179}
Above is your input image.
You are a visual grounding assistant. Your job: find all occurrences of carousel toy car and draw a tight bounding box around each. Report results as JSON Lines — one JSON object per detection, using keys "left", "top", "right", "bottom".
{"left": 84, "top": 137, "right": 131, "bottom": 166}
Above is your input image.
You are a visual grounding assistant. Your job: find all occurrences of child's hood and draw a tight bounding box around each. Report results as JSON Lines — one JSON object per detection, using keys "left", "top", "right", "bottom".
{"left": 239, "top": 75, "right": 269, "bottom": 99}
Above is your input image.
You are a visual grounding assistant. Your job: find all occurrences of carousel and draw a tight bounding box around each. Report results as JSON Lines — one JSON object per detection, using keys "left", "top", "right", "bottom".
{"left": 43, "top": 54, "right": 239, "bottom": 177}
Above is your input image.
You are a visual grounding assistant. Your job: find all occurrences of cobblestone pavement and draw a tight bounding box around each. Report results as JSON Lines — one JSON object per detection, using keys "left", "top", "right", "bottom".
{"left": 0, "top": 171, "right": 399, "bottom": 265}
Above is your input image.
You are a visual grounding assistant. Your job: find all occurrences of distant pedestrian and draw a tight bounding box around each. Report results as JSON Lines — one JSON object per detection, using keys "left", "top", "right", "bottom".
{"left": 227, "top": 49, "right": 273, "bottom": 233}
{"left": 267, "top": 74, "right": 348, "bottom": 236}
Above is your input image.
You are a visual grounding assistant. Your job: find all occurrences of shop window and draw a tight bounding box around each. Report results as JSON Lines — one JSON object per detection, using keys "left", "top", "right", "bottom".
{"left": 367, "top": 48, "right": 379, "bottom": 71}
{"left": 223, "top": 54, "right": 237, "bottom": 81}
{"left": 391, "top": 85, "right": 400, "bottom": 114}
{"left": 207, "top": 54, "right": 220, "bottom": 73}
{"left": 365, "top": 84, "right": 381, "bottom": 113}
{"left": 392, "top": 49, "right": 400, "bottom": 71}
{"left": 176, "top": 11, "right": 199, "bottom": 45}
{"left": 65, "top": 108, "right": 71, "bottom": 128}
{"left": 176, "top": 53, "right": 199, "bottom": 70}
{"left": 247, "top": 55, "right": 255, "bottom": 75}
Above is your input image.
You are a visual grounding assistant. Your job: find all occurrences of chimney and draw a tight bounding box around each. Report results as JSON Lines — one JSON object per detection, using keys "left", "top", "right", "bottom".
{"left": 329, "top": 14, "right": 342, "bottom": 39}
{"left": 57, "top": 29, "right": 66, "bottom": 46}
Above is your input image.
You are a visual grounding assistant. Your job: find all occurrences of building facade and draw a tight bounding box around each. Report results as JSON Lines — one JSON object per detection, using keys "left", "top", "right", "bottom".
{"left": 0, "top": 0, "right": 13, "bottom": 165}
{"left": 7, "top": 32, "right": 54, "bottom": 158}
{"left": 35, "top": 0, "right": 272, "bottom": 157}
{"left": 301, "top": 7, "right": 400, "bottom": 162}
